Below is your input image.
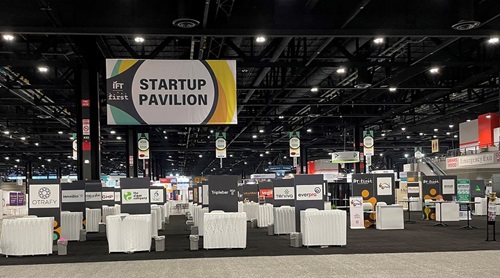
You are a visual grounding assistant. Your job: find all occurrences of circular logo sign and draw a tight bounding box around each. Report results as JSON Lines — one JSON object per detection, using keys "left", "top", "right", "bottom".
{"left": 138, "top": 138, "right": 149, "bottom": 151}
{"left": 289, "top": 137, "right": 300, "bottom": 149}
{"left": 363, "top": 136, "right": 374, "bottom": 148}
{"left": 72, "top": 139, "right": 77, "bottom": 151}
{"left": 38, "top": 187, "right": 51, "bottom": 199}
{"left": 215, "top": 138, "right": 226, "bottom": 150}
{"left": 314, "top": 187, "right": 321, "bottom": 194}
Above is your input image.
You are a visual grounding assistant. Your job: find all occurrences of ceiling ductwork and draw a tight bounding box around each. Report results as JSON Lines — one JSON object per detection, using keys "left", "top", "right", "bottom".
{"left": 173, "top": 0, "right": 200, "bottom": 28}
{"left": 451, "top": 0, "right": 481, "bottom": 30}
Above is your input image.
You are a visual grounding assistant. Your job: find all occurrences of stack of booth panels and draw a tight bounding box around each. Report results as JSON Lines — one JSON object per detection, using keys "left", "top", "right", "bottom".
{"left": 238, "top": 201, "right": 243, "bottom": 212}
{"left": 150, "top": 210, "right": 158, "bottom": 237}
{"left": 257, "top": 204, "right": 274, "bottom": 228}
{"left": 151, "top": 205, "right": 162, "bottom": 230}
{"left": 274, "top": 206, "right": 296, "bottom": 235}
{"left": 243, "top": 202, "right": 259, "bottom": 221}
{"left": 197, "top": 207, "right": 209, "bottom": 236}
{"left": 106, "top": 214, "right": 152, "bottom": 253}
{"left": 61, "top": 211, "right": 83, "bottom": 241}
{"left": 0, "top": 217, "right": 53, "bottom": 256}
{"left": 102, "top": 205, "right": 119, "bottom": 224}
{"left": 203, "top": 211, "right": 247, "bottom": 249}
{"left": 300, "top": 209, "right": 347, "bottom": 247}
{"left": 86, "top": 208, "right": 101, "bottom": 232}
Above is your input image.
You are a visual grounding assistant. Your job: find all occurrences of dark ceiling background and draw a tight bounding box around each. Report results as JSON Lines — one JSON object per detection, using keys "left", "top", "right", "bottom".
{"left": 0, "top": 0, "right": 499, "bottom": 178}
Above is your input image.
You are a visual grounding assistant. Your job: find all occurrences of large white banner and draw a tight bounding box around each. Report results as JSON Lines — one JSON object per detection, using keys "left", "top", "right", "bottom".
{"left": 106, "top": 59, "right": 237, "bottom": 125}
{"left": 446, "top": 152, "right": 500, "bottom": 169}
{"left": 150, "top": 189, "right": 164, "bottom": 203}
{"left": 273, "top": 187, "right": 295, "bottom": 200}
{"left": 122, "top": 188, "right": 149, "bottom": 204}
{"left": 296, "top": 184, "right": 323, "bottom": 201}
{"left": 376, "top": 177, "right": 393, "bottom": 196}
{"left": 29, "top": 184, "right": 60, "bottom": 208}
{"left": 349, "top": 197, "right": 365, "bottom": 229}
{"left": 62, "top": 190, "right": 84, "bottom": 203}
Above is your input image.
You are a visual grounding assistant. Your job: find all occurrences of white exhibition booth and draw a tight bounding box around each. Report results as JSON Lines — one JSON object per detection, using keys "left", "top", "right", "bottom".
{"left": 203, "top": 211, "right": 247, "bottom": 249}
{"left": 0, "top": 217, "right": 53, "bottom": 256}
{"left": 106, "top": 214, "right": 152, "bottom": 253}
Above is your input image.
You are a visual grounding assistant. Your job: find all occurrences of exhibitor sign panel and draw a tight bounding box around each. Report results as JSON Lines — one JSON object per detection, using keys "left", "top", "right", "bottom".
{"left": 106, "top": 59, "right": 237, "bottom": 125}
{"left": 122, "top": 188, "right": 150, "bottom": 204}
{"left": 102, "top": 192, "right": 115, "bottom": 201}
{"left": 29, "top": 184, "right": 60, "bottom": 208}
{"left": 86, "top": 192, "right": 102, "bottom": 202}
{"left": 296, "top": 184, "right": 323, "bottom": 201}
{"left": 150, "top": 189, "right": 165, "bottom": 203}
{"left": 274, "top": 187, "right": 295, "bottom": 200}
{"left": 62, "top": 190, "right": 85, "bottom": 203}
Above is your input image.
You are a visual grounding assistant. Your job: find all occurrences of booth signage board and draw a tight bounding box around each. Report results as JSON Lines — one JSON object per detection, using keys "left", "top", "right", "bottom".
{"left": 193, "top": 187, "right": 198, "bottom": 203}
{"left": 102, "top": 188, "right": 115, "bottom": 206}
{"left": 28, "top": 179, "right": 61, "bottom": 243}
{"left": 407, "top": 186, "right": 420, "bottom": 194}
{"left": 376, "top": 176, "right": 393, "bottom": 196}
{"left": 258, "top": 181, "right": 274, "bottom": 204}
{"left": 332, "top": 151, "right": 360, "bottom": 163}
{"left": 85, "top": 181, "right": 103, "bottom": 209}
{"left": 294, "top": 174, "right": 325, "bottom": 232}
{"left": 243, "top": 183, "right": 259, "bottom": 203}
{"left": 215, "top": 135, "right": 227, "bottom": 158}
{"left": 250, "top": 173, "right": 276, "bottom": 179}
{"left": 289, "top": 131, "right": 301, "bottom": 157}
{"left": 120, "top": 178, "right": 151, "bottom": 214}
{"left": 274, "top": 187, "right": 295, "bottom": 200}
{"left": 106, "top": 59, "right": 237, "bottom": 125}
{"left": 363, "top": 130, "right": 374, "bottom": 156}
{"left": 374, "top": 174, "right": 395, "bottom": 204}
{"left": 86, "top": 192, "right": 102, "bottom": 202}
{"left": 470, "top": 180, "right": 485, "bottom": 198}
{"left": 202, "top": 183, "right": 209, "bottom": 207}
{"left": 62, "top": 190, "right": 85, "bottom": 203}
{"left": 349, "top": 196, "right": 365, "bottom": 229}
{"left": 137, "top": 133, "right": 150, "bottom": 160}
{"left": 441, "top": 176, "right": 457, "bottom": 199}
{"left": 457, "top": 180, "right": 471, "bottom": 220}
{"left": 208, "top": 175, "right": 238, "bottom": 212}
{"left": 431, "top": 139, "right": 439, "bottom": 153}
{"left": 150, "top": 188, "right": 165, "bottom": 204}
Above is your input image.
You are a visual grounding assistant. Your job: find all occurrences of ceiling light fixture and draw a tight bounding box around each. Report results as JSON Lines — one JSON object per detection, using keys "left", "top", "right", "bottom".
{"left": 401, "top": 127, "right": 406, "bottom": 131}
{"left": 486, "top": 114, "right": 492, "bottom": 119}
{"left": 429, "top": 67, "right": 440, "bottom": 74}
{"left": 310, "top": 87, "right": 318, "bottom": 92}
{"left": 259, "top": 153, "right": 264, "bottom": 157}
{"left": 467, "top": 119, "right": 471, "bottom": 122}
{"left": 434, "top": 128, "right": 438, "bottom": 132}
{"left": 134, "top": 36, "right": 145, "bottom": 43}
{"left": 373, "top": 37, "right": 384, "bottom": 44}
{"left": 58, "top": 131, "right": 63, "bottom": 134}
{"left": 336, "top": 67, "right": 346, "bottom": 74}
{"left": 110, "top": 130, "right": 116, "bottom": 134}
{"left": 381, "top": 133, "right": 386, "bottom": 137}
{"left": 38, "top": 66, "right": 49, "bottom": 73}
{"left": 3, "top": 131, "right": 9, "bottom": 135}
{"left": 419, "top": 132, "right": 424, "bottom": 136}
{"left": 404, "top": 153, "right": 409, "bottom": 158}
{"left": 35, "top": 142, "right": 39, "bottom": 146}
{"left": 433, "top": 135, "right": 437, "bottom": 138}
{"left": 278, "top": 115, "right": 284, "bottom": 119}
{"left": 449, "top": 124, "right": 454, "bottom": 128}
{"left": 265, "top": 151, "right": 269, "bottom": 154}
{"left": 164, "top": 136, "right": 168, "bottom": 139}
{"left": 20, "top": 136, "right": 26, "bottom": 140}
{"left": 116, "top": 136, "right": 122, "bottom": 140}
{"left": 255, "top": 36, "right": 266, "bottom": 43}
{"left": 2, "top": 34, "right": 14, "bottom": 41}
{"left": 454, "top": 135, "right": 458, "bottom": 138}
{"left": 199, "top": 154, "right": 203, "bottom": 158}
{"left": 446, "top": 132, "right": 451, "bottom": 135}
{"left": 306, "top": 128, "right": 312, "bottom": 133}
{"left": 252, "top": 134, "right": 257, "bottom": 139}
{"left": 488, "top": 37, "right": 500, "bottom": 44}
{"left": 389, "top": 87, "right": 397, "bottom": 92}
{"left": 259, "top": 129, "right": 264, "bottom": 133}
{"left": 406, "top": 136, "right": 410, "bottom": 139}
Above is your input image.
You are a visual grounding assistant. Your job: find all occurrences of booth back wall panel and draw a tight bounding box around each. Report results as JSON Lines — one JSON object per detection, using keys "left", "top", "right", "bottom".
{"left": 208, "top": 175, "right": 239, "bottom": 212}
{"left": 294, "top": 174, "right": 325, "bottom": 232}
{"left": 120, "top": 178, "right": 151, "bottom": 214}
{"left": 273, "top": 179, "right": 295, "bottom": 207}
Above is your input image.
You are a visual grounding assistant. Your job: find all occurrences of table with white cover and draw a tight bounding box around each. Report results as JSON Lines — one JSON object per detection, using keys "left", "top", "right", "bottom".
{"left": 273, "top": 206, "right": 296, "bottom": 234}
{"left": 243, "top": 202, "right": 259, "bottom": 221}
{"left": 86, "top": 208, "right": 101, "bottom": 232}
{"left": 0, "top": 217, "right": 53, "bottom": 256}
{"left": 300, "top": 209, "right": 347, "bottom": 247}
{"left": 375, "top": 205, "right": 404, "bottom": 230}
{"left": 106, "top": 214, "right": 152, "bottom": 253}
{"left": 102, "top": 205, "right": 120, "bottom": 224}
{"left": 409, "top": 197, "right": 421, "bottom": 211}
{"left": 257, "top": 203, "right": 274, "bottom": 228}
{"left": 203, "top": 211, "right": 247, "bottom": 249}
{"left": 151, "top": 205, "right": 162, "bottom": 230}
{"left": 61, "top": 211, "right": 83, "bottom": 241}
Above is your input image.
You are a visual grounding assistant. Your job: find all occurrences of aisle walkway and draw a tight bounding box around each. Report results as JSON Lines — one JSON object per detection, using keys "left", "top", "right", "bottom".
{"left": 0, "top": 250, "right": 497, "bottom": 277}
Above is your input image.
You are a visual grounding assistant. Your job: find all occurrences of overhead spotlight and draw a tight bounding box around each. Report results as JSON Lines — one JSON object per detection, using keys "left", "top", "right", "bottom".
{"left": 134, "top": 36, "right": 145, "bottom": 43}
{"left": 260, "top": 154, "right": 264, "bottom": 157}
{"left": 336, "top": 67, "right": 346, "bottom": 74}
{"left": 433, "top": 135, "right": 437, "bottom": 138}
{"left": 116, "top": 136, "right": 122, "bottom": 140}
{"left": 244, "top": 161, "right": 248, "bottom": 165}
{"left": 373, "top": 37, "right": 384, "bottom": 44}
{"left": 110, "top": 130, "right": 116, "bottom": 134}
{"left": 486, "top": 114, "right": 492, "bottom": 119}
{"left": 406, "top": 136, "right": 410, "bottom": 139}
{"left": 434, "top": 128, "right": 438, "bottom": 132}
{"left": 230, "top": 154, "right": 233, "bottom": 157}
{"left": 35, "top": 142, "right": 39, "bottom": 146}
{"left": 164, "top": 136, "right": 168, "bottom": 139}
{"left": 306, "top": 128, "right": 312, "bottom": 133}
{"left": 20, "top": 137, "right": 26, "bottom": 140}
{"left": 265, "top": 151, "right": 270, "bottom": 154}
{"left": 389, "top": 87, "right": 397, "bottom": 92}
{"left": 278, "top": 115, "right": 284, "bottom": 119}
{"left": 252, "top": 134, "right": 257, "bottom": 139}
{"left": 401, "top": 127, "right": 406, "bottom": 131}
{"left": 199, "top": 154, "right": 203, "bottom": 158}
{"left": 449, "top": 124, "right": 454, "bottom": 128}
{"left": 446, "top": 132, "right": 451, "bottom": 135}
{"left": 381, "top": 133, "right": 386, "bottom": 137}
{"left": 38, "top": 66, "right": 49, "bottom": 73}
{"left": 379, "top": 153, "right": 383, "bottom": 157}
{"left": 283, "top": 156, "right": 287, "bottom": 159}
{"left": 488, "top": 37, "right": 500, "bottom": 44}
{"left": 310, "top": 87, "right": 319, "bottom": 92}
{"left": 259, "top": 129, "right": 264, "bottom": 133}
{"left": 454, "top": 135, "right": 458, "bottom": 138}
{"left": 47, "top": 159, "right": 51, "bottom": 162}
{"left": 168, "top": 155, "right": 172, "bottom": 158}
{"left": 419, "top": 132, "right": 424, "bottom": 136}
{"left": 58, "top": 131, "right": 63, "bottom": 134}
{"left": 466, "top": 119, "right": 471, "bottom": 122}
{"left": 3, "top": 131, "right": 9, "bottom": 135}
{"left": 2, "top": 34, "right": 14, "bottom": 41}
{"left": 404, "top": 153, "right": 409, "bottom": 158}
{"left": 429, "top": 67, "right": 440, "bottom": 74}
{"left": 210, "top": 130, "right": 214, "bottom": 134}
{"left": 15, "top": 159, "right": 20, "bottom": 162}
{"left": 255, "top": 36, "right": 266, "bottom": 43}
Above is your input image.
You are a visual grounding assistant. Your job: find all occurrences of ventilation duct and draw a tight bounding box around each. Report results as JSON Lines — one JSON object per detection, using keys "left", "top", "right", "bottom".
{"left": 451, "top": 0, "right": 480, "bottom": 30}
{"left": 173, "top": 0, "right": 200, "bottom": 28}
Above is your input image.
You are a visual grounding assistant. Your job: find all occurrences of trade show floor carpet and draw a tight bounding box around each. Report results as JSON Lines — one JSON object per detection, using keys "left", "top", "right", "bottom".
{"left": 1, "top": 213, "right": 499, "bottom": 265}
